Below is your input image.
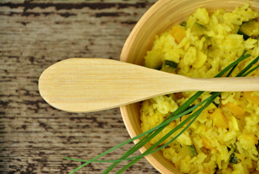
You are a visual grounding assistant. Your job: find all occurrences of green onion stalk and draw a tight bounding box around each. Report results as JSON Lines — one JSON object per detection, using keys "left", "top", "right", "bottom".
{"left": 65, "top": 51, "right": 259, "bottom": 174}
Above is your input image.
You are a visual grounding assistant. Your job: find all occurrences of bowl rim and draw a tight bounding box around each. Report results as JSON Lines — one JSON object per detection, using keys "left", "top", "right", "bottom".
{"left": 119, "top": 0, "right": 259, "bottom": 173}
{"left": 119, "top": 0, "right": 177, "bottom": 173}
{"left": 120, "top": 0, "right": 170, "bottom": 63}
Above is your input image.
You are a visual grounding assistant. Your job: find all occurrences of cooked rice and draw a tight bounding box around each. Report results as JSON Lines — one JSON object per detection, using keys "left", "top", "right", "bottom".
{"left": 140, "top": 4, "right": 259, "bottom": 174}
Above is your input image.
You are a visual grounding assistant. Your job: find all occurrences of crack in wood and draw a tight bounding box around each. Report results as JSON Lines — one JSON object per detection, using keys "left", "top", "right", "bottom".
{"left": 0, "top": 2, "right": 148, "bottom": 11}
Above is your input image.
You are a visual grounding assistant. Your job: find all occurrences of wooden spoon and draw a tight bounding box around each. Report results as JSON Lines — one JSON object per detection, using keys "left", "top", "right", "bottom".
{"left": 38, "top": 58, "right": 259, "bottom": 113}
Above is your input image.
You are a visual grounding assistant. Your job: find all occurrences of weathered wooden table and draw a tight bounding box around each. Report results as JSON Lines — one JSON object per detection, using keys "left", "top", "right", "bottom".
{"left": 1, "top": 1, "right": 160, "bottom": 173}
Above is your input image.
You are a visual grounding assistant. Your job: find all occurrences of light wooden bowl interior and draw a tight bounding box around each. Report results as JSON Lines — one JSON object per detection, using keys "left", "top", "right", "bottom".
{"left": 120, "top": 0, "right": 259, "bottom": 173}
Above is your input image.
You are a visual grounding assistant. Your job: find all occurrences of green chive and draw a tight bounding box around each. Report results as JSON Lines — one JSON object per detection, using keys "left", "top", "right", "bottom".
{"left": 164, "top": 60, "right": 178, "bottom": 68}
{"left": 66, "top": 50, "right": 259, "bottom": 174}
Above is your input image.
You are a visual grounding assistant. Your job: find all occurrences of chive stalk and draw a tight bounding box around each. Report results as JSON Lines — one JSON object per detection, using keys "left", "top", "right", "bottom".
{"left": 65, "top": 50, "right": 258, "bottom": 173}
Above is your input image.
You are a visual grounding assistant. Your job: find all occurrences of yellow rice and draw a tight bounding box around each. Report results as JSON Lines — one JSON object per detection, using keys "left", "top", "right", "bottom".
{"left": 140, "top": 4, "right": 259, "bottom": 174}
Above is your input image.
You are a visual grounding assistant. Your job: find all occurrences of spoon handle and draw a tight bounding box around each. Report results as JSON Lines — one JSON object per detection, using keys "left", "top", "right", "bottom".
{"left": 39, "top": 58, "right": 259, "bottom": 113}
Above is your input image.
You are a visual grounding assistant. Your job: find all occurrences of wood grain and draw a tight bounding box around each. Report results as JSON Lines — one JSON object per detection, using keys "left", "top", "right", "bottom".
{"left": 39, "top": 58, "right": 259, "bottom": 113}
{"left": 0, "top": 0, "right": 159, "bottom": 173}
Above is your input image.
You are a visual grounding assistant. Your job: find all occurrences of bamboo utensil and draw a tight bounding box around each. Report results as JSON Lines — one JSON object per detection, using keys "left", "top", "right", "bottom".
{"left": 39, "top": 58, "right": 259, "bottom": 113}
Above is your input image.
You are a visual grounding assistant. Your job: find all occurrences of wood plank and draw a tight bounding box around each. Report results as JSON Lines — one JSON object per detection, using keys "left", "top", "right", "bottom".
{"left": 0, "top": 0, "right": 160, "bottom": 173}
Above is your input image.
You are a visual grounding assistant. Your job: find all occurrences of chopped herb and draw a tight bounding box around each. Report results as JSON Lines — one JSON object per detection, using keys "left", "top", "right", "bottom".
{"left": 178, "top": 145, "right": 197, "bottom": 160}
{"left": 188, "top": 145, "right": 197, "bottom": 156}
{"left": 231, "top": 144, "right": 237, "bottom": 152}
{"left": 161, "top": 60, "right": 178, "bottom": 73}
{"left": 180, "top": 21, "right": 187, "bottom": 27}
{"left": 191, "top": 22, "right": 207, "bottom": 36}
{"left": 196, "top": 22, "right": 207, "bottom": 29}
{"left": 164, "top": 60, "right": 178, "bottom": 68}
{"left": 204, "top": 35, "right": 211, "bottom": 40}
{"left": 229, "top": 153, "right": 238, "bottom": 164}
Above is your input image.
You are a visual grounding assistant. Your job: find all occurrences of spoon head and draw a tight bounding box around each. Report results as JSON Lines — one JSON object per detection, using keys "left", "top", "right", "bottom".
{"left": 39, "top": 58, "right": 178, "bottom": 112}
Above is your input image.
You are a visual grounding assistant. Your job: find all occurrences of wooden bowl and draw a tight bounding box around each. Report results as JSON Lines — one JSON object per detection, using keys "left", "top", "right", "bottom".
{"left": 119, "top": 0, "right": 259, "bottom": 173}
